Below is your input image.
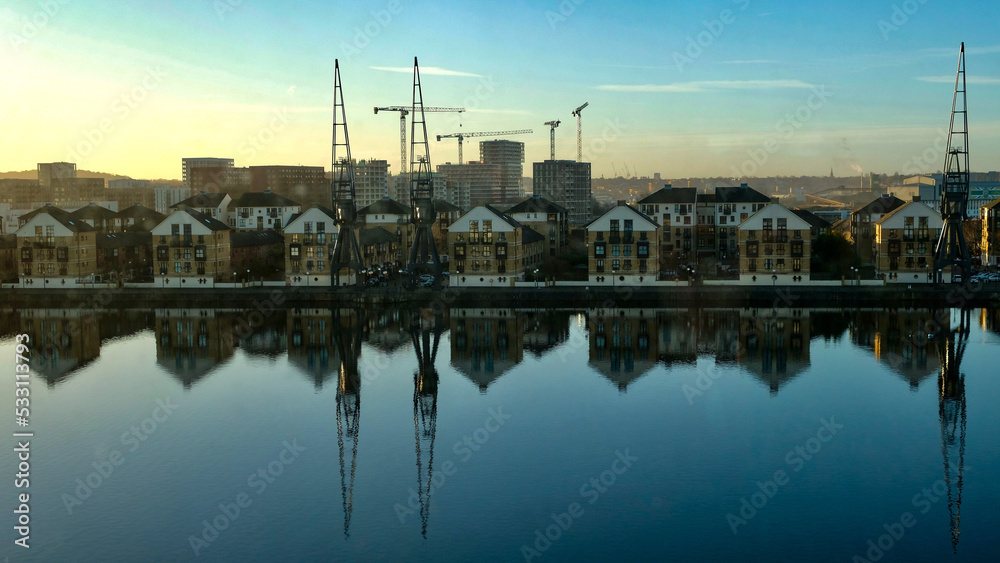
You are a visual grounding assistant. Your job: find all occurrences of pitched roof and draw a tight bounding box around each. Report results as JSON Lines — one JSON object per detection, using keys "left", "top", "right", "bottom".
{"left": 359, "top": 226, "right": 399, "bottom": 245}
{"left": 97, "top": 232, "right": 152, "bottom": 248}
{"left": 521, "top": 225, "right": 544, "bottom": 245}
{"left": 638, "top": 187, "right": 697, "bottom": 205}
{"left": 853, "top": 194, "right": 905, "bottom": 216}
{"left": 117, "top": 204, "right": 165, "bottom": 222}
{"left": 171, "top": 208, "right": 230, "bottom": 231}
{"left": 285, "top": 205, "right": 338, "bottom": 227}
{"left": 714, "top": 185, "right": 771, "bottom": 203}
{"left": 874, "top": 201, "right": 939, "bottom": 226}
{"left": 172, "top": 192, "right": 228, "bottom": 208}
{"left": 359, "top": 198, "right": 409, "bottom": 216}
{"left": 483, "top": 204, "right": 523, "bottom": 229}
{"left": 505, "top": 195, "right": 568, "bottom": 215}
{"left": 433, "top": 199, "right": 463, "bottom": 214}
{"left": 19, "top": 205, "right": 95, "bottom": 233}
{"left": 982, "top": 197, "right": 1000, "bottom": 210}
{"left": 69, "top": 203, "right": 118, "bottom": 222}
{"left": 791, "top": 209, "right": 831, "bottom": 229}
{"left": 232, "top": 190, "right": 300, "bottom": 208}
{"left": 583, "top": 204, "right": 659, "bottom": 230}
{"left": 231, "top": 229, "right": 284, "bottom": 247}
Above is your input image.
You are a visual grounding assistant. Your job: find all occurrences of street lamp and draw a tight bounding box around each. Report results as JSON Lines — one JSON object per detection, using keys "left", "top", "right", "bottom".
{"left": 534, "top": 268, "right": 539, "bottom": 289}
{"left": 306, "top": 271, "right": 310, "bottom": 287}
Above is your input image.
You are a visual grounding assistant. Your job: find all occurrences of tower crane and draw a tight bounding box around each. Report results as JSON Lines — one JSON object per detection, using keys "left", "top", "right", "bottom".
{"left": 435, "top": 129, "right": 533, "bottom": 164}
{"left": 544, "top": 120, "right": 561, "bottom": 160}
{"left": 374, "top": 105, "right": 465, "bottom": 175}
{"left": 571, "top": 102, "right": 589, "bottom": 162}
{"left": 933, "top": 43, "right": 973, "bottom": 283}
{"left": 405, "top": 57, "right": 442, "bottom": 287}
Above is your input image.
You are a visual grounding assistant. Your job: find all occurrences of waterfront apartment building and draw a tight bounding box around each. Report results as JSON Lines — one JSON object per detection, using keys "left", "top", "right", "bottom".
{"left": 505, "top": 195, "right": 569, "bottom": 257}
{"left": 230, "top": 190, "right": 301, "bottom": 232}
{"left": 737, "top": 203, "right": 812, "bottom": 285}
{"left": 873, "top": 201, "right": 943, "bottom": 283}
{"left": 982, "top": 198, "right": 1000, "bottom": 268}
{"left": 151, "top": 208, "right": 231, "bottom": 284}
{"left": 637, "top": 185, "right": 697, "bottom": 273}
{"left": 585, "top": 202, "right": 660, "bottom": 285}
{"left": 851, "top": 194, "right": 906, "bottom": 265}
{"left": 15, "top": 205, "right": 98, "bottom": 286}
{"left": 359, "top": 197, "right": 412, "bottom": 266}
{"left": 69, "top": 203, "right": 119, "bottom": 232}
{"left": 480, "top": 140, "right": 526, "bottom": 203}
{"left": 283, "top": 206, "right": 340, "bottom": 285}
{"left": 710, "top": 185, "right": 771, "bottom": 272}
{"left": 447, "top": 205, "right": 544, "bottom": 287}
{"left": 532, "top": 160, "right": 591, "bottom": 226}
{"left": 171, "top": 192, "right": 232, "bottom": 223}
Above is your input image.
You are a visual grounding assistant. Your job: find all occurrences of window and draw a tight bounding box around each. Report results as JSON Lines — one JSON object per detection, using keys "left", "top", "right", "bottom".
{"left": 595, "top": 242, "right": 605, "bottom": 257}
{"left": 764, "top": 259, "right": 773, "bottom": 270}
{"left": 624, "top": 246, "right": 632, "bottom": 257}
{"left": 596, "top": 259, "right": 605, "bottom": 272}
{"left": 612, "top": 245, "right": 620, "bottom": 256}
{"left": 612, "top": 259, "right": 620, "bottom": 271}
{"left": 174, "top": 262, "right": 181, "bottom": 273}
{"left": 623, "top": 259, "right": 632, "bottom": 271}
{"left": 793, "top": 258, "right": 802, "bottom": 272}
{"left": 748, "top": 259, "right": 757, "bottom": 272}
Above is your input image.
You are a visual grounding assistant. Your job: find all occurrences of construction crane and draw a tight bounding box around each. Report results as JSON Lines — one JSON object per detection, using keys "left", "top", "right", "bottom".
{"left": 544, "top": 120, "right": 560, "bottom": 160}
{"left": 571, "top": 102, "right": 589, "bottom": 162}
{"left": 933, "top": 43, "right": 973, "bottom": 283}
{"left": 405, "top": 57, "right": 442, "bottom": 287}
{"left": 435, "top": 129, "right": 532, "bottom": 164}
{"left": 374, "top": 105, "right": 464, "bottom": 175}
{"left": 330, "top": 59, "right": 365, "bottom": 287}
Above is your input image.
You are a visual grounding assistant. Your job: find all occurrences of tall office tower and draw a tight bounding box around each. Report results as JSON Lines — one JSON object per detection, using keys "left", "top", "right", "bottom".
{"left": 480, "top": 140, "right": 525, "bottom": 204}
{"left": 532, "top": 160, "right": 591, "bottom": 226}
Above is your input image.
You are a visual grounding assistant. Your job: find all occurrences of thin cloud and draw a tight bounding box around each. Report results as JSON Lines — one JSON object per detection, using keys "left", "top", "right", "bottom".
{"left": 595, "top": 80, "right": 816, "bottom": 93}
{"left": 718, "top": 59, "right": 780, "bottom": 65}
{"left": 370, "top": 66, "right": 483, "bottom": 78}
{"left": 917, "top": 75, "right": 1000, "bottom": 85}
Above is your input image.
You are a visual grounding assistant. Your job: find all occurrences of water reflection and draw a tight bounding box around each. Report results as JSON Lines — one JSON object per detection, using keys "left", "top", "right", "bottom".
{"left": 155, "top": 309, "right": 235, "bottom": 388}
{"left": 410, "top": 308, "right": 444, "bottom": 538}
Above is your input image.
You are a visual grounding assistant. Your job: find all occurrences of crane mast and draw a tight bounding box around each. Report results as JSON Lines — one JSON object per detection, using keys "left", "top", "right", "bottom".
{"left": 330, "top": 60, "right": 364, "bottom": 287}
{"left": 544, "top": 120, "right": 561, "bottom": 160}
{"left": 933, "top": 43, "right": 972, "bottom": 283}
{"left": 405, "top": 57, "right": 442, "bottom": 286}
{"left": 571, "top": 102, "right": 589, "bottom": 162}
{"left": 374, "top": 105, "right": 465, "bottom": 175}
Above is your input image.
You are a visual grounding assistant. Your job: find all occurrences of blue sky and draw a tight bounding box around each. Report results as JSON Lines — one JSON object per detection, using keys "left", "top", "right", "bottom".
{"left": 2, "top": 0, "right": 999, "bottom": 181}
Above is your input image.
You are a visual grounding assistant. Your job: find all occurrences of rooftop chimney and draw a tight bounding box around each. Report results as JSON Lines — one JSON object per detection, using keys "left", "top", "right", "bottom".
{"left": 740, "top": 183, "right": 748, "bottom": 189}
{"left": 617, "top": 200, "right": 626, "bottom": 207}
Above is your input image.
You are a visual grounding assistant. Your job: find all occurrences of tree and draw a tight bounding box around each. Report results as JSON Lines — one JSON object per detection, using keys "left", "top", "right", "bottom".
{"left": 813, "top": 231, "right": 854, "bottom": 277}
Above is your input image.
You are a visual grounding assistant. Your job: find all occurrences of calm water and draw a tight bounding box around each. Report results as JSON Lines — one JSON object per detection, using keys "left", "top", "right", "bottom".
{"left": 2, "top": 305, "right": 999, "bottom": 562}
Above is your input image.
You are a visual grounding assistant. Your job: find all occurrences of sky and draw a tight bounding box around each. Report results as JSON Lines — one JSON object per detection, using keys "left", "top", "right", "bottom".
{"left": 3, "top": 0, "right": 1000, "bottom": 181}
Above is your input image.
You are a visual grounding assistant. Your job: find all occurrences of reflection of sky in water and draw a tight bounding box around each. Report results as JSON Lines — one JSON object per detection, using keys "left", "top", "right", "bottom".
{"left": 2, "top": 307, "right": 999, "bottom": 562}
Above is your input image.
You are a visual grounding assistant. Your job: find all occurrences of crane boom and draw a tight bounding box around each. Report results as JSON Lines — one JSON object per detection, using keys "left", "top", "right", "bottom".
{"left": 434, "top": 129, "right": 533, "bottom": 163}
{"left": 373, "top": 106, "right": 465, "bottom": 174}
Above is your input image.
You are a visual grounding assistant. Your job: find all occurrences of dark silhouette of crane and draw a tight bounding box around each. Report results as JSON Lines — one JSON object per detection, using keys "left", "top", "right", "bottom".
{"left": 544, "top": 120, "right": 560, "bottom": 160}
{"left": 330, "top": 60, "right": 364, "bottom": 287}
{"left": 936, "top": 308, "right": 969, "bottom": 553}
{"left": 435, "top": 129, "right": 532, "bottom": 164}
{"left": 934, "top": 43, "right": 973, "bottom": 283}
{"left": 405, "top": 58, "right": 442, "bottom": 287}
{"left": 571, "top": 102, "right": 589, "bottom": 162}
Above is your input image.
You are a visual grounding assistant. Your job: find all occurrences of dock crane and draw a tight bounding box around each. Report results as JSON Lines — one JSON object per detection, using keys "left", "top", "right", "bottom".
{"left": 544, "top": 120, "right": 560, "bottom": 160}
{"left": 405, "top": 57, "right": 442, "bottom": 287}
{"left": 374, "top": 105, "right": 465, "bottom": 175}
{"left": 571, "top": 102, "right": 589, "bottom": 162}
{"left": 435, "top": 129, "right": 533, "bottom": 164}
{"left": 933, "top": 43, "right": 973, "bottom": 283}
{"left": 330, "top": 59, "right": 365, "bottom": 287}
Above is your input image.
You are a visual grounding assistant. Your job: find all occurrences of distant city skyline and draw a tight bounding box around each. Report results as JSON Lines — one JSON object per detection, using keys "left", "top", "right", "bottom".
{"left": 3, "top": 0, "right": 1000, "bottom": 181}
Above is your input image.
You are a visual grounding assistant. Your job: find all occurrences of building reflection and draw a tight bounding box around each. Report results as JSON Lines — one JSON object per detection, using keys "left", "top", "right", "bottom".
{"left": 739, "top": 308, "right": 811, "bottom": 394}
{"left": 850, "top": 309, "right": 946, "bottom": 389}
{"left": 286, "top": 308, "right": 338, "bottom": 389}
{"left": 154, "top": 308, "right": 234, "bottom": 388}
{"left": 522, "top": 310, "right": 570, "bottom": 358}
{"left": 18, "top": 308, "right": 101, "bottom": 386}
{"left": 587, "top": 308, "right": 658, "bottom": 391}
{"left": 450, "top": 308, "right": 523, "bottom": 392}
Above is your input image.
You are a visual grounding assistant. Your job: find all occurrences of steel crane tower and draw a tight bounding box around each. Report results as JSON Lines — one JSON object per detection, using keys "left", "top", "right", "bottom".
{"left": 374, "top": 105, "right": 465, "bottom": 174}
{"left": 544, "top": 120, "right": 560, "bottom": 160}
{"left": 435, "top": 129, "right": 533, "bottom": 163}
{"left": 405, "top": 57, "right": 442, "bottom": 287}
{"left": 330, "top": 60, "right": 364, "bottom": 287}
{"left": 933, "top": 43, "right": 973, "bottom": 283}
{"left": 571, "top": 102, "right": 589, "bottom": 162}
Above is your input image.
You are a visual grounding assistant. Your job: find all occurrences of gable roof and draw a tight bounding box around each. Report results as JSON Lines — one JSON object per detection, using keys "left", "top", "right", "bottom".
{"left": 433, "top": 199, "right": 463, "bottom": 214}
{"left": 163, "top": 208, "right": 230, "bottom": 231}
{"left": 19, "top": 205, "right": 96, "bottom": 233}
{"left": 739, "top": 203, "right": 812, "bottom": 231}
{"left": 521, "top": 225, "right": 544, "bottom": 245}
{"left": 69, "top": 203, "right": 118, "bottom": 222}
{"left": 117, "top": 204, "right": 166, "bottom": 222}
{"left": 874, "top": 201, "right": 940, "bottom": 226}
{"left": 359, "top": 226, "right": 399, "bottom": 245}
{"left": 483, "top": 204, "right": 523, "bottom": 229}
{"left": 505, "top": 195, "right": 569, "bottom": 215}
{"left": 982, "top": 196, "right": 1000, "bottom": 210}
{"left": 791, "top": 209, "right": 831, "bottom": 229}
{"left": 584, "top": 204, "right": 659, "bottom": 230}
{"left": 172, "top": 192, "right": 229, "bottom": 209}
{"left": 285, "top": 206, "right": 339, "bottom": 227}
{"left": 232, "top": 190, "right": 300, "bottom": 208}
{"left": 714, "top": 185, "right": 771, "bottom": 203}
{"left": 359, "top": 198, "right": 409, "bottom": 216}
{"left": 638, "top": 187, "right": 697, "bottom": 205}
{"left": 231, "top": 229, "right": 284, "bottom": 247}
{"left": 853, "top": 194, "right": 905, "bottom": 216}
